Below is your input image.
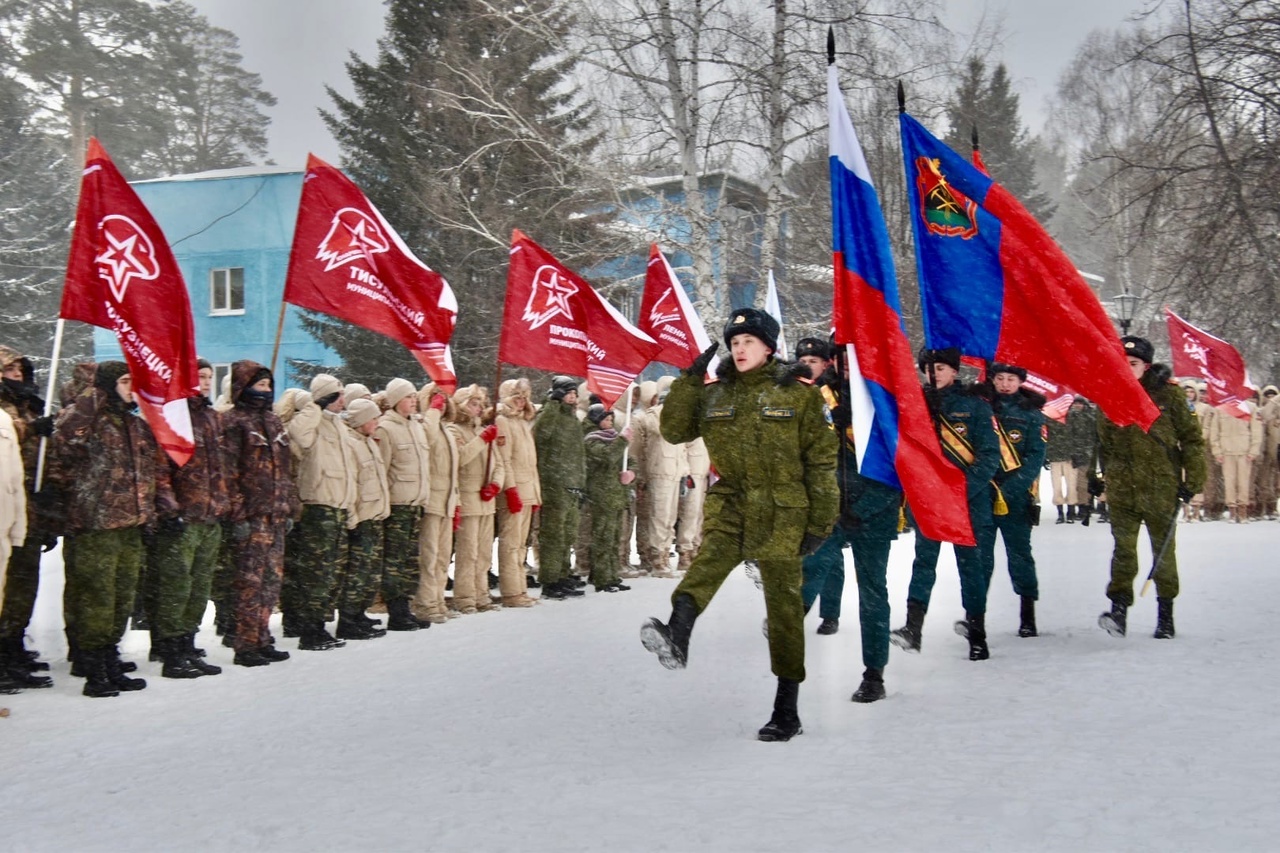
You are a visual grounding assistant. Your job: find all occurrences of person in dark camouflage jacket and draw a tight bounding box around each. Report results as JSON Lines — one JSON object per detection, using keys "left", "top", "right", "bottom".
{"left": 220, "top": 361, "right": 299, "bottom": 667}
{"left": 641, "top": 308, "right": 838, "bottom": 742}
{"left": 51, "top": 362, "right": 177, "bottom": 696}
{"left": 1095, "top": 337, "right": 1205, "bottom": 641}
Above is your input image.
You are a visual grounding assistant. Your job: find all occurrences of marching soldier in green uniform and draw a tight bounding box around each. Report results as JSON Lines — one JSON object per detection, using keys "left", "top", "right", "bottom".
{"left": 989, "top": 363, "right": 1047, "bottom": 638}
{"left": 890, "top": 348, "right": 1001, "bottom": 661}
{"left": 641, "top": 308, "right": 838, "bottom": 742}
{"left": 1095, "top": 336, "right": 1205, "bottom": 640}
{"left": 583, "top": 404, "right": 636, "bottom": 592}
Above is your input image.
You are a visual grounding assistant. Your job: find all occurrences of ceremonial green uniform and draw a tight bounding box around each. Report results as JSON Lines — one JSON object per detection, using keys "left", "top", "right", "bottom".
{"left": 583, "top": 427, "right": 635, "bottom": 588}
{"left": 1097, "top": 364, "right": 1205, "bottom": 605}
{"left": 907, "top": 382, "right": 1000, "bottom": 615}
{"left": 660, "top": 358, "right": 838, "bottom": 682}
{"left": 992, "top": 388, "right": 1047, "bottom": 599}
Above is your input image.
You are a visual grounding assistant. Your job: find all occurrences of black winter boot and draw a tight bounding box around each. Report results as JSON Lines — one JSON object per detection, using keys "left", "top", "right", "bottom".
{"left": 0, "top": 670, "right": 21, "bottom": 694}
{"left": 81, "top": 649, "right": 120, "bottom": 698}
{"left": 106, "top": 647, "right": 147, "bottom": 690}
{"left": 1, "top": 638, "right": 52, "bottom": 688}
{"left": 5, "top": 636, "right": 49, "bottom": 671}
{"left": 954, "top": 612, "right": 990, "bottom": 660}
{"left": 1098, "top": 600, "right": 1127, "bottom": 637}
{"left": 850, "top": 668, "right": 886, "bottom": 703}
{"left": 1066, "top": 505, "right": 1076, "bottom": 523}
{"left": 816, "top": 618, "right": 839, "bottom": 635}
{"left": 889, "top": 599, "right": 926, "bottom": 653}
{"left": 1055, "top": 506, "right": 1065, "bottom": 524}
{"left": 386, "top": 599, "right": 422, "bottom": 632}
{"left": 1154, "top": 597, "right": 1176, "bottom": 639}
{"left": 183, "top": 634, "right": 222, "bottom": 675}
{"left": 640, "top": 593, "right": 698, "bottom": 670}
{"left": 1097, "top": 502, "right": 1110, "bottom": 524}
{"left": 336, "top": 613, "right": 386, "bottom": 640}
{"left": 1018, "top": 596, "right": 1038, "bottom": 638}
{"left": 282, "top": 613, "right": 302, "bottom": 638}
{"left": 160, "top": 637, "right": 206, "bottom": 679}
{"left": 757, "top": 677, "right": 803, "bottom": 741}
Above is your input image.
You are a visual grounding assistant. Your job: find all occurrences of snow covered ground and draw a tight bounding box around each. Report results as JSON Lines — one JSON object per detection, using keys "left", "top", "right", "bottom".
{"left": 3, "top": 516, "right": 1278, "bottom": 853}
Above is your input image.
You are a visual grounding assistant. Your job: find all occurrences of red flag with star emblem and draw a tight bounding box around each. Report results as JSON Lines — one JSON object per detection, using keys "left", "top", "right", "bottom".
{"left": 638, "top": 244, "right": 715, "bottom": 372}
{"left": 499, "top": 230, "right": 661, "bottom": 407}
{"left": 1165, "top": 307, "right": 1255, "bottom": 419}
{"left": 61, "top": 138, "right": 197, "bottom": 465}
{"left": 283, "top": 154, "right": 459, "bottom": 391}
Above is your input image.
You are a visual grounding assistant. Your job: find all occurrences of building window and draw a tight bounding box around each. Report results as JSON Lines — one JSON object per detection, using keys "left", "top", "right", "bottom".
{"left": 211, "top": 363, "right": 233, "bottom": 403}
{"left": 210, "top": 268, "right": 245, "bottom": 315}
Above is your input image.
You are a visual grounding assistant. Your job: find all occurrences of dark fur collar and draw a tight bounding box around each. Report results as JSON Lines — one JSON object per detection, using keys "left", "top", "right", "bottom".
{"left": 714, "top": 357, "right": 810, "bottom": 387}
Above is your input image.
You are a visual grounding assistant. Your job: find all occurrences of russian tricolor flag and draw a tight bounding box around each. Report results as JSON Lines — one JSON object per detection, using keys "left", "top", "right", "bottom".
{"left": 898, "top": 112, "right": 1159, "bottom": 430}
{"left": 828, "top": 44, "right": 973, "bottom": 546}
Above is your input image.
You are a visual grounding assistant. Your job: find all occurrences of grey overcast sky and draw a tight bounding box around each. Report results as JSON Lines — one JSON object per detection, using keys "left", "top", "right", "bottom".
{"left": 187, "top": 0, "right": 1157, "bottom": 168}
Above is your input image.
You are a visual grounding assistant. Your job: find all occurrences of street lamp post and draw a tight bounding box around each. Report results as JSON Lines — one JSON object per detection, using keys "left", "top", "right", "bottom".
{"left": 1114, "top": 288, "right": 1140, "bottom": 335}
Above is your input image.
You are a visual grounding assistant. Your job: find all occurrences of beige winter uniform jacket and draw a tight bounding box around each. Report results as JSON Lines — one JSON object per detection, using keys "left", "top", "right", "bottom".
{"left": 421, "top": 408, "right": 459, "bottom": 518}
{"left": 1210, "top": 405, "right": 1264, "bottom": 457}
{"left": 496, "top": 405, "right": 541, "bottom": 504}
{"left": 640, "top": 403, "right": 686, "bottom": 480}
{"left": 376, "top": 410, "right": 431, "bottom": 507}
{"left": 287, "top": 404, "right": 358, "bottom": 510}
{"left": 347, "top": 424, "right": 390, "bottom": 526}
{"left": 0, "top": 407, "right": 27, "bottom": 577}
{"left": 684, "top": 437, "right": 710, "bottom": 479}
{"left": 447, "top": 417, "right": 505, "bottom": 517}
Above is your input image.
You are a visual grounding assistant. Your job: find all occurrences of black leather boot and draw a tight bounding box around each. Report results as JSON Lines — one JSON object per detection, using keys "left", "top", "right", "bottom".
{"left": 850, "top": 668, "right": 886, "bottom": 703}
{"left": 640, "top": 593, "right": 698, "bottom": 669}
{"left": 1154, "top": 597, "right": 1175, "bottom": 639}
{"left": 757, "top": 677, "right": 803, "bottom": 741}
{"left": 890, "top": 598, "right": 926, "bottom": 653}
{"left": 160, "top": 637, "right": 206, "bottom": 679}
{"left": 816, "top": 618, "right": 839, "bottom": 635}
{"left": 1055, "top": 505, "right": 1065, "bottom": 524}
{"left": 106, "top": 647, "right": 147, "bottom": 690}
{"left": 386, "top": 599, "right": 421, "bottom": 632}
{"left": 1018, "top": 596, "right": 1038, "bottom": 638}
{"left": 954, "top": 612, "right": 990, "bottom": 660}
{"left": 81, "top": 648, "right": 120, "bottom": 698}
{"left": 337, "top": 613, "right": 386, "bottom": 640}
{"left": 183, "top": 633, "right": 222, "bottom": 675}
{"left": 1099, "top": 600, "right": 1127, "bottom": 637}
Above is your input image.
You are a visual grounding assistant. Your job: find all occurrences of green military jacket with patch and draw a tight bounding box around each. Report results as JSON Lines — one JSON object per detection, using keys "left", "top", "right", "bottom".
{"left": 1097, "top": 363, "right": 1206, "bottom": 507}
{"left": 660, "top": 358, "right": 838, "bottom": 559}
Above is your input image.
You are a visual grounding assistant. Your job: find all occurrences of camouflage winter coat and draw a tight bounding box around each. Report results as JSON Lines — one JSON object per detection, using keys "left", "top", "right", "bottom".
{"left": 1064, "top": 404, "right": 1097, "bottom": 468}
{"left": 167, "top": 395, "right": 231, "bottom": 524}
{"left": 220, "top": 361, "right": 299, "bottom": 523}
{"left": 0, "top": 345, "right": 45, "bottom": 496}
{"left": 584, "top": 429, "right": 635, "bottom": 514}
{"left": 50, "top": 388, "right": 177, "bottom": 533}
{"left": 534, "top": 399, "right": 586, "bottom": 495}
{"left": 661, "top": 358, "right": 838, "bottom": 558}
{"left": 1097, "top": 364, "right": 1206, "bottom": 507}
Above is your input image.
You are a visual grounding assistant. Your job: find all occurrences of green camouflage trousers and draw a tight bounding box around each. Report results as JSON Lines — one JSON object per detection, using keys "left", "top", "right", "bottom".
{"left": 537, "top": 490, "right": 580, "bottom": 585}
{"left": 145, "top": 520, "right": 222, "bottom": 641}
{"left": 340, "top": 519, "right": 384, "bottom": 615}
{"left": 0, "top": 535, "right": 45, "bottom": 639}
{"left": 380, "top": 505, "right": 420, "bottom": 603}
{"left": 589, "top": 507, "right": 621, "bottom": 587}
{"left": 210, "top": 520, "right": 236, "bottom": 620}
{"left": 1108, "top": 498, "right": 1180, "bottom": 605}
{"left": 283, "top": 504, "right": 349, "bottom": 623}
{"left": 65, "top": 527, "right": 144, "bottom": 652}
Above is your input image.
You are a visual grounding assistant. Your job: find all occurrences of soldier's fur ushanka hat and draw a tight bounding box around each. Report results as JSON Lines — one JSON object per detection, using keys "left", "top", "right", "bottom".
{"left": 1121, "top": 336, "right": 1154, "bottom": 364}
{"left": 723, "top": 308, "right": 780, "bottom": 354}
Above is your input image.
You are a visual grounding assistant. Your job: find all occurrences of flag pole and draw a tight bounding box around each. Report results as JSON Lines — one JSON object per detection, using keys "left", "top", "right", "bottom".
{"left": 621, "top": 382, "right": 635, "bottom": 472}
{"left": 269, "top": 300, "right": 288, "bottom": 376}
{"left": 33, "top": 318, "right": 67, "bottom": 491}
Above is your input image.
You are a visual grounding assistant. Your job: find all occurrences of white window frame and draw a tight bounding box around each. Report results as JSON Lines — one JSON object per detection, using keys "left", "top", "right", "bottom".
{"left": 210, "top": 267, "right": 246, "bottom": 316}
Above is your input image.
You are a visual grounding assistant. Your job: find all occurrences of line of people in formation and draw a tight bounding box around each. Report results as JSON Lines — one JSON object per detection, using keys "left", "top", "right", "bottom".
{"left": 638, "top": 315, "right": 1208, "bottom": 742}
{"left": 0, "top": 344, "right": 713, "bottom": 697}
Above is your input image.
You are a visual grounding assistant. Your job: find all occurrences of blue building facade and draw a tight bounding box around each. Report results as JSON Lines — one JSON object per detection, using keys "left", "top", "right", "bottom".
{"left": 91, "top": 165, "right": 337, "bottom": 393}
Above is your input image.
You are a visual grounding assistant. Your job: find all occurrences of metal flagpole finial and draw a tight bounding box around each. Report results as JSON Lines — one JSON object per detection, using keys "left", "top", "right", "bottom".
{"left": 971, "top": 124, "right": 980, "bottom": 151}
{"left": 827, "top": 27, "right": 835, "bottom": 65}
{"left": 897, "top": 81, "right": 906, "bottom": 113}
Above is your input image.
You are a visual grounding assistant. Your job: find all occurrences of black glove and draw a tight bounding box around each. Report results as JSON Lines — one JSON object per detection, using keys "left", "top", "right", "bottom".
{"left": 1042, "top": 462, "right": 1050, "bottom": 471}
{"left": 1177, "top": 485, "right": 1195, "bottom": 504}
{"left": 685, "top": 342, "right": 719, "bottom": 377}
{"left": 31, "top": 415, "right": 54, "bottom": 438}
{"left": 315, "top": 392, "right": 340, "bottom": 410}
{"left": 159, "top": 515, "right": 186, "bottom": 535}
{"left": 1087, "top": 477, "right": 1106, "bottom": 497}
{"left": 799, "top": 532, "right": 825, "bottom": 557}
{"left": 41, "top": 534, "right": 59, "bottom": 553}
{"left": 232, "top": 521, "right": 251, "bottom": 541}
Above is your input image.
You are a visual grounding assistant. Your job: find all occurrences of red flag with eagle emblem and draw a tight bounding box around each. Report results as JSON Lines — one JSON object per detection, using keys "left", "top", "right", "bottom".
{"left": 61, "top": 138, "right": 197, "bottom": 465}
{"left": 499, "top": 230, "right": 661, "bottom": 407}
{"left": 283, "top": 154, "right": 459, "bottom": 391}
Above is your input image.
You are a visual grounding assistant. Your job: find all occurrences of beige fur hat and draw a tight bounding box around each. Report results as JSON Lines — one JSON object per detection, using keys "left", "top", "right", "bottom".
{"left": 344, "top": 383, "right": 372, "bottom": 402}
{"left": 310, "top": 373, "right": 342, "bottom": 400}
{"left": 346, "top": 398, "right": 381, "bottom": 428}
{"left": 384, "top": 377, "right": 417, "bottom": 409}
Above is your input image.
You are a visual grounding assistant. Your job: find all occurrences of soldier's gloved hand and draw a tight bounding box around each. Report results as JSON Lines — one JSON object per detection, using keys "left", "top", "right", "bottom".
{"left": 314, "top": 392, "right": 340, "bottom": 410}
{"left": 31, "top": 415, "right": 55, "bottom": 437}
{"left": 685, "top": 342, "right": 719, "bottom": 378}
{"left": 620, "top": 470, "right": 636, "bottom": 485}
{"left": 1088, "top": 477, "right": 1106, "bottom": 497}
{"left": 429, "top": 393, "right": 446, "bottom": 412}
{"left": 41, "top": 534, "right": 59, "bottom": 553}
{"left": 480, "top": 424, "right": 499, "bottom": 444}
{"left": 453, "top": 507, "right": 463, "bottom": 531}
{"left": 1177, "top": 485, "right": 1195, "bottom": 504}
{"left": 232, "top": 521, "right": 251, "bottom": 541}
{"left": 1042, "top": 462, "right": 1050, "bottom": 471}
{"left": 159, "top": 515, "right": 186, "bottom": 535}
{"left": 479, "top": 482, "right": 500, "bottom": 502}
{"left": 799, "top": 532, "right": 825, "bottom": 557}
{"left": 504, "top": 488, "right": 523, "bottom": 513}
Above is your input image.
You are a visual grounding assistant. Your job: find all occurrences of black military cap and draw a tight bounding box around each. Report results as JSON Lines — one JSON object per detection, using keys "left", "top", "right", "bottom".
{"left": 1120, "top": 335, "right": 1154, "bottom": 364}
{"left": 990, "top": 362, "right": 1027, "bottom": 381}
{"left": 916, "top": 347, "right": 961, "bottom": 372}
{"left": 794, "top": 337, "right": 833, "bottom": 361}
{"left": 723, "top": 308, "right": 780, "bottom": 353}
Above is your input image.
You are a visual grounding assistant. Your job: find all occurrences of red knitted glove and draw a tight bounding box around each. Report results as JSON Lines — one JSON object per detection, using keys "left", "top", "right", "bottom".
{"left": 504, "top": 488, "right": 524, "bottom": 513}
{"left": 430, "top": 393, "right": 446, "bottom": 411}
{"left": 453, "top": 506, "right": 462, "bottom": 530}
{"left": 479, "top": 482, "right": 500, "bottom": 501}
{"left": 480, "top": 424, "right": 498, "bottom": 443}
